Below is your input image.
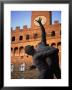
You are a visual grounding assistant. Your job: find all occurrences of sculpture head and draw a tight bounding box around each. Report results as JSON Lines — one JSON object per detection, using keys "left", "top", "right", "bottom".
{"left": 25, "top": 45, "right": 35, "bottom": 56}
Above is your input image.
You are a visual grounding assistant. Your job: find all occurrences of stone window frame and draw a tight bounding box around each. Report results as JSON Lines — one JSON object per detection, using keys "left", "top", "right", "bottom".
{"left": 57, "top": 42, "right": 61, "bottom": 46}
{"left": 57, "top": 42, "right": 61, "bottom": 52}
{"left": 19, "top": 36, "right": 23, "bottom": 40}
{"left": 51, "top": 31, "right": 55, "bottom": 36}
{"left": 19, "top": 46, "right": 24, "bottom": 56}
{"left": 14, "top": 47, "right": 18, "bottom": 56}
{"left": 51, "top": 43, "right": 56, "bottom": 46}
{"left": 34, "top": 33, "right": 38, "bottom": 39}
{"left": 12, "top": 36, "right": 15, "bottom": 41}
{"left": 26, "top": 34, "right": 30, "bottom": 40}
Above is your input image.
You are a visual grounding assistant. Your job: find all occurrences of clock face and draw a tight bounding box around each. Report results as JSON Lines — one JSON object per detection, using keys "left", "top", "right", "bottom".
{"left": 34, "top": 16, "right": 47, "bottom": 26}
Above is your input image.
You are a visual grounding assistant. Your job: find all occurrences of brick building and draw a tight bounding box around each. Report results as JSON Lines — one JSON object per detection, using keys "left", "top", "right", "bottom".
{"left": 11, "top": 11, "right": 61, "bottom": 78}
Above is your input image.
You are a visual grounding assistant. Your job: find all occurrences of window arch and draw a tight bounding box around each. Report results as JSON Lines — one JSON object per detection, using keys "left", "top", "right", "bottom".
{"left": 11, "top": 47, "right": 13, "bottom": 56}
{"left": 14, "top": 47, "right": 19, "bottom": 56}
{"left": 26, "top": 34, "right": 30, "bottom": 40}
{"left": 51, "top": 31, "right": 55, "bottom": 36}
{"left": 19, "top": 36, "right": 23, "bottom": 40}
{"left": 57, "top": 42, "right": 61, "bottom": 52}
{"left": 51, "top": 43, "right": 56, "bottom": 47}
{"left": 12, "top": 36, "right": 15, "bottom": 41}
{"left": 19, "top": 46, "right": 24, "bottom": 56}
{"left": 34, "top": 33, "right": 38, "bottom": 39}
{"left": 11, "top": 47, "right": 13, "bottom": 51}
{"left": 57, "top": 42, "right": 61, "bottom": 46}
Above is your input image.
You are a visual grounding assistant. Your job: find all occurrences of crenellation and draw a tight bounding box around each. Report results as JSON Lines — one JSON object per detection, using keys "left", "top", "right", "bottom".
{"left": 53, "top": 20, "right": 60, "bottom": 25}
{"left": 16, "top": 26, "right": 20, "bottom": 30}
{"left": 23, "top": 25, "right": 28, "bottom": 30}
{"left": 11, "top": 27, "right": 15, "bottom": 32}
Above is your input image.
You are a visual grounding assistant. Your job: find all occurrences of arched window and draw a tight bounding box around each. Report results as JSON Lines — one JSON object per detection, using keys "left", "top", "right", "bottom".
{"left": 51, "top": 43, "right": 56, "bottom": 47}
{"left": 34, "top": 33, "right": 38, "bottom": 39}
{"left": 26, "top": 34, "right": 30, "bottom": 40}
{"left": 19, "top": 63, "right": 25, "bottom": 72}
{"left": 14, "top": 47, "right": 19, "bottom": 56}
{"left": 57, "top": 42, "right": 61, "bottom": 46}
{"left": 19, "top": 47, "right": 24, "bottom": 56}
{"left": 19, "top": 36, "right": 23, "bottom": 40}
{"left": 57, "top": 42, "right": 61, "bottom": 52}
{"left": 11, "top": 48, "right": 13, "bottom": 56}
{"left": 11, "top": 48, "right": 13, "bottom": 52}
{"left": 12, "top": 36, "right": 15, "bottom": 41}
{"left": 51, "top": 31, "right": 55, "bottom": 36}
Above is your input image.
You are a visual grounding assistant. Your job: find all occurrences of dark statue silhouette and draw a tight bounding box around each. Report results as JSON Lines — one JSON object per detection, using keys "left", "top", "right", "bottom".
{"left": 25, "top": 17, "right": 61, "bottom": 79}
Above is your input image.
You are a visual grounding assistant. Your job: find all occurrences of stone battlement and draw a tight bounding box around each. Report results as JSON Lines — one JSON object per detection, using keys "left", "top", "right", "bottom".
{"left": 11, "top": 25, "right": 30, "bottom": 31}
{"left": 11, "top": 20, "right": 60, "bottom": 32}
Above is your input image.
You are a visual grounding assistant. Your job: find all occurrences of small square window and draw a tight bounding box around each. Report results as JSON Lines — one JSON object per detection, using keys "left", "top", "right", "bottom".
{"left": 26, "top": 35, "right": 30, "bottom": 40}
{"left": 12, "top": 37, "right": 15, "bottom": 41}
{"left": 19, "top": 36, "right": 23, "bottom": 40}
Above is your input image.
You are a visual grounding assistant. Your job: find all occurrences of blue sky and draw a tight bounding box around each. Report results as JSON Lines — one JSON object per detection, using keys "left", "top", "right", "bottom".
{"left": 11, "top": 11, "right": 61, "bottom": 30}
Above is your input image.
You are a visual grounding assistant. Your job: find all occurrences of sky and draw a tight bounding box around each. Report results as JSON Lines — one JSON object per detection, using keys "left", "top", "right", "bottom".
{"left": 11, "top": 11, "right": 61, "bottom": 30}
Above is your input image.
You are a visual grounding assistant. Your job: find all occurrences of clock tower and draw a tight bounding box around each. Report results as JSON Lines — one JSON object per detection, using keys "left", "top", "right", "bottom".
{"left": 31, "top": 11, "right": 51, "bottom": 29}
